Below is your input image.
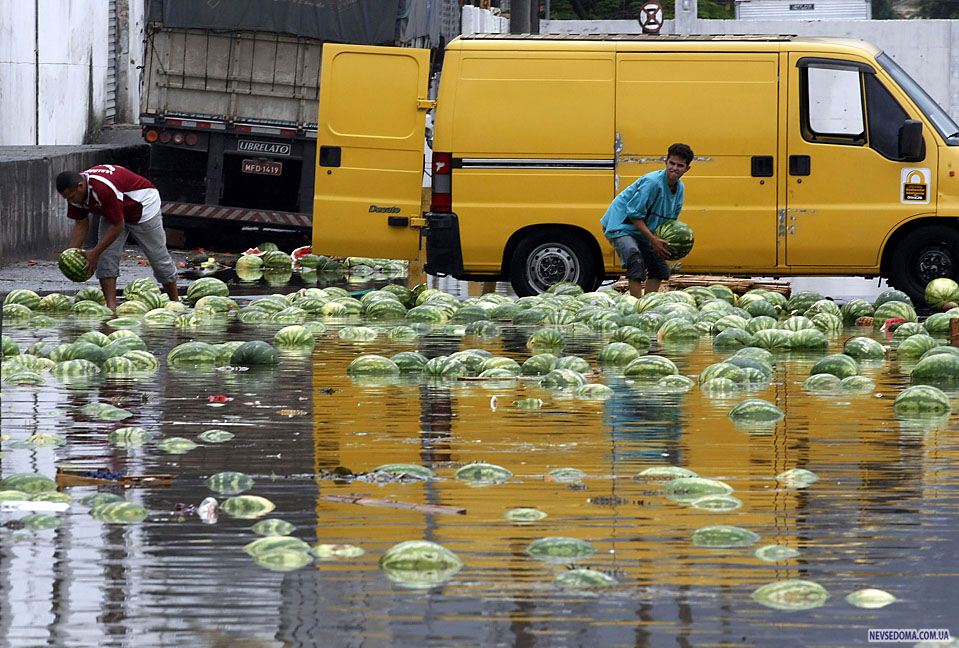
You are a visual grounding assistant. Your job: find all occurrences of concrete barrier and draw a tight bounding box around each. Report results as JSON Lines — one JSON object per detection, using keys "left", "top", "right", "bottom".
{"left": 0, "top": 145, "right": 148, "bottom": 266}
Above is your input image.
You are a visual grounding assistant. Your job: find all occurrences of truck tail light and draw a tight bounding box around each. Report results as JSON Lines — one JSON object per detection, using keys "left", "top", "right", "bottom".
{"left": 144, "top": 130, "right": 158, "bottom": 143}
{"left": 431, "top": 152, "right": 452, "bottom": 212}
{"left": 159, "top": 132, "right": 171, "bottom": 143}
{"left": 185, "top": 133, "right": 198, "bottom": 146}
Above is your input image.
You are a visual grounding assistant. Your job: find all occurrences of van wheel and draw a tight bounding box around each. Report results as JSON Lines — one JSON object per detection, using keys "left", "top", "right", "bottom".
{"left": 888, "top": 224, "right": 959, "bottom": 306}
{"left": 509, "top": 230, "right": 598, "bottom": 296}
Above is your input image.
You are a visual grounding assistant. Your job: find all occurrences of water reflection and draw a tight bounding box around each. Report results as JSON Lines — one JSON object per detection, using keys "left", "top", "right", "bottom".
{"left": 2, "top": 282, "right": 958, "bottom": 647}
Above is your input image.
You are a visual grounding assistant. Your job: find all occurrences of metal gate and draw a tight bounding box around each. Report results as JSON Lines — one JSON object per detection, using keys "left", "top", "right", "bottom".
{"left": 105, "top": 0, "right": 117, "bottom": 123}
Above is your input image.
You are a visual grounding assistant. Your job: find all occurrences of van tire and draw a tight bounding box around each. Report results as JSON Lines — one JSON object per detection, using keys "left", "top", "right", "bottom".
{"left": 509, "top": 229, "right": 598, "bottom": 296}
{"left": 887, "top": 224, "right": 959, "bottom": 306}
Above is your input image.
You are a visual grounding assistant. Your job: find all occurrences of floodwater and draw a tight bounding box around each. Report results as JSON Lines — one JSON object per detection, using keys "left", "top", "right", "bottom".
{"left": 2, "top": 277, "right": 958, "bottom": 648}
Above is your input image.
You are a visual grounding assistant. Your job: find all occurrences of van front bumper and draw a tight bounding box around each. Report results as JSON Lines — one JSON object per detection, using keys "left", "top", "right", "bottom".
{"left": 424, "top": 212, "right": 464, "bottom": 276}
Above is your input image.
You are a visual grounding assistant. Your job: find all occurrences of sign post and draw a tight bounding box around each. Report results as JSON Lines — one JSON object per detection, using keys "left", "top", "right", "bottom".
{"left": 639, "top": 1, "right": 664, "bottom": 34}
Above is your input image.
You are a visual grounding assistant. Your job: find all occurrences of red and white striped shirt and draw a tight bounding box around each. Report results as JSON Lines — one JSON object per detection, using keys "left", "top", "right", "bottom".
{"left": 66, "top": 164, "right": 161, "bottom": 225}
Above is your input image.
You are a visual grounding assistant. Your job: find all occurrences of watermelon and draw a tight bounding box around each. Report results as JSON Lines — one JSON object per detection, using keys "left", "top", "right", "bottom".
{"left": 843, "top": 336, "right": 886, "bottom": 360}
{"left": 726, "top": 355, "right": 773, "bottom": 378}
{"left": 423, "top": 355, "right": 467, "bottom": 378}
{"left": 540, "top": 368, "right": 588, "bottom": 389}
{"left": 143, "top": 308, "right": 178, "bottom": 326}
{"left": 598, "top": 342, "right": 643, "bottom": 367}
{"left": 654, "top": 220, "right": 694, "bottom": 259}
{"left": 231, "top": 341, "right": 279, "bottom": 366}
{"left": 745, "top": 316, "right": 778, "bottom": 334}
{"left": 50, "top": 359, "right": 100, "bottom": 379}
{"left": 743, "top": 299, "right": 778, "bottom": 318}
{"left": 700, "top": 362, "right": 746, "bottom": 385}
{"left": 751, "top": 328, "right": 792, "bottom": 352}
{"left": 782, "top": 315, "right": 815, "bottom": 332}
{"left": 167, "top": 341, "right": 219, "bottom": 367}
{"left": 262, "top": 250, "right": 293, "bottom": 269}
{"left": 925, "top": 277, "right": 959, "bottom": 310}
{"left": 35, "top": 293, "right": 72, "bottom": 313}
{"left": 874, "top": 289, "right": 912, "bottom": 308}
{"left": 909, "top": 353, "right": 959, "bottom": 386}
{"left": 2, "top": 335, "right": 21, "bottom": 357}
{"left": 4, "top": 289, "right": 41, "bottom": 309}
{"left": 873, "top": 300, "right": 917, "bottom": 324}
{"left": 390, "top": 351, "right": 428, "bottom": 373}
{"left": 255, "top": 242, "right": 279, "bottom": 252}
{"left": 3, "top": 303, "right": 33, "bottom": 321}
{"left": 364, "top": 299, "right": 408, "bottom": 321}
{"left": 102, "top": 356, "right": 137, "bottom": 375}
{"left": 274, "top": 325, "right": 315, "bottom": 350}
{"left": 116, "top": 300, "right": 150, "bottom": 317}
{"left": 785, "top": 291, "right": 824, "bottom": 315}
{"left": 186, "top": 277, "right": 229, "bottom": 305}
{"left": 655, "top": 374, "right": 695, "bottom": 392}
{"left": 840, "top": 299, "right": 874, "bottom": 324}
{"left": 924, "top": 312, "right": 958, "bottom": 335}
{"left": 810, "top": 313, "right": 843, "bottom": 335}
{"left": 348, "top": 354, "right": 400, "bottom": 375}
{"left": 271, "top": 306, "right": 308, "bottom": 324}
{"left": 521, "top": 353, "right": 560, "bottom": 375}
{"left": 789, "top": 328, "right": 829, "bottom": 351}
{"left": 526, "top": 328, "right": 566, "bottom": 352}
{"left": 809, "top": 354, "right": 859, "bottom": 379}
{"left": 839, "top": 375, "right": 875, "bottom": 393}
{"left": 893, "top": 385, "right": 951, "bottom": 416}
{"left": 58, "top": 248, "right": 93, "bottom": 282}
{"left": 892, "top": 322, "right": 927, "bottom": 340}
{"left": 803, "top": 299, "right": 841, "bottom": 318}
{"left": 803, "top": 373, "right": 840, "bottom": 393}
{"left": 701, "top": 377, "right": 740, "bottom": 396}
{"left": 557, "top": 355, "right": 591, "bottom": 373}
{"left": 896, "top": 334, "right": 938, "bottom": 360}
{"left": 623, "top": 355, "right": 678, "bottom": 381}
{"left": 657, "top": 318, "right": 700, "bottom": 342}
{"left": 123, "top": 350, "right": 159, "bottom": 371}
{"left": 728, "top": 398, "right": 785, "bottom": 423}
{"left": 75, "top": 286, "right": 105, "bottom": 304}
{"left": 194, "top": 295, "right": 238, "bottom": 313}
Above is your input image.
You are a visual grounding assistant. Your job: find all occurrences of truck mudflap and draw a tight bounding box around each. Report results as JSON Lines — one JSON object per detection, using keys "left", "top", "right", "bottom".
{"left": 161, "top": 201, "right": 311, "bottom": 229}
{"left": 424, "top": 212, "right": 464, "bottom": 276}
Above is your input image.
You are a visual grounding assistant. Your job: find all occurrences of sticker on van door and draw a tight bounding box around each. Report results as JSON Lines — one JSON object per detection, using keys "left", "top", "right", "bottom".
{"left": 901, "top": 168, "right": 930, "bottom": 204}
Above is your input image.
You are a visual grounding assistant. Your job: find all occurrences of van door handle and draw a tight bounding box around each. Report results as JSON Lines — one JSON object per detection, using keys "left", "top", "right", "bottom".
{"left": 789, "top": 155, "right": 811, "bottom": 176}
{"left": 751, "top": 156, "right": 774, "bottom": 177}
{"left": 388, "top": 216, "right": 409, "bottom": 227}
{"left": 319, "top": 146, "right": 341, "bottom": 167}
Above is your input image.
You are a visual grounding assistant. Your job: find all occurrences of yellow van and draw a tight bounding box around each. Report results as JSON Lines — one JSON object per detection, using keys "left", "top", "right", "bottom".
{"left": 313, "top": 35, "right": 959, "bottom": 303}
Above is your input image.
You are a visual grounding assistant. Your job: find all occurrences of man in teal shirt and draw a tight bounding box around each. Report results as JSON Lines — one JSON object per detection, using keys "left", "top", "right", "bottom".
{"left": 601, "top": 143, "right": 693, "bottom": 297}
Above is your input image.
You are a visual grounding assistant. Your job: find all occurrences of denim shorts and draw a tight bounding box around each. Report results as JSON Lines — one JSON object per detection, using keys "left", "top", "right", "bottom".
{"left": 610, "top": 233, "right": 670, "bottom": 282}
{"left": 97, "top": 214, "right": 178, "bottom": 284}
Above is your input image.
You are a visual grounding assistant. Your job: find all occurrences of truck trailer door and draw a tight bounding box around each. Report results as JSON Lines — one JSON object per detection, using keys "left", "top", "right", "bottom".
{"left": 313, "top": 44, "right": 431, "bottom": 259}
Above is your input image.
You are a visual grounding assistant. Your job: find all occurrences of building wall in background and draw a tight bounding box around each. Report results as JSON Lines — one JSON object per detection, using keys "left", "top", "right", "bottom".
{"left": 0, "top": 0, "right": 144, "bottom": 145}
{"left": 735, "top": 0, "right": 871, "bottom": 20}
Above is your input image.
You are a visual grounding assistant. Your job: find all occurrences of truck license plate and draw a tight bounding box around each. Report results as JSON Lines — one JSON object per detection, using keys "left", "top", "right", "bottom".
{"left": 242, "top": 159, "right": 283, "bottom": 176}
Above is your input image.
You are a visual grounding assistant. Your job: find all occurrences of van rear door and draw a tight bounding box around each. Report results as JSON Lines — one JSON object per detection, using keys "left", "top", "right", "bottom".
{"left": 313, "top": 44, "right": 431, "bottom": 259}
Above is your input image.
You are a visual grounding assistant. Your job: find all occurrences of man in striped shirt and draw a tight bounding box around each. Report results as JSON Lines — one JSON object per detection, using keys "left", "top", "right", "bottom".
{"left": 56, "top": 164, "right": 179, "bottom": 312}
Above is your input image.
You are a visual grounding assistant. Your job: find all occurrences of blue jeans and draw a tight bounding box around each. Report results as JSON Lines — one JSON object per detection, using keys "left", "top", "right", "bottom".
{"left": 610, "top": 233, "right": 670, "bottom": 282}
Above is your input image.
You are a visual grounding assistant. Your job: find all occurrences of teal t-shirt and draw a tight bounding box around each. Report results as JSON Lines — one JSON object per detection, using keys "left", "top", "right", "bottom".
{"left": 600, "top": 169, "right": 684, "bottom": 239}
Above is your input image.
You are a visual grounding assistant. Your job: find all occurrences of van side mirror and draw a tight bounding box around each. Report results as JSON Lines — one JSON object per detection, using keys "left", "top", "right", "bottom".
{"left": 898, "top": 120, "right": 923, "bottom": 161}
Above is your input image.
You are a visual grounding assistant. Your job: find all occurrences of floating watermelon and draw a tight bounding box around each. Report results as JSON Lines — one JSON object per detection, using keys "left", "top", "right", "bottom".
{"left": 58, "top": 248, "right": 93, "bottom": 282}
{"left": 925, "top": 277, "right": 959, "bottom": 310}
{"left": 655, "top": 220, "right": 694, "bottom": 259}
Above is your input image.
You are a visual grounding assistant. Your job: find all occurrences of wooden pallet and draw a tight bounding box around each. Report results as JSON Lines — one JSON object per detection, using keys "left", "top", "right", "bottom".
{"left": 56, "top": 466, "right": 172, "bottom": 488}
{"left": 611, "top": 274, "right": 791, "bottom": 297}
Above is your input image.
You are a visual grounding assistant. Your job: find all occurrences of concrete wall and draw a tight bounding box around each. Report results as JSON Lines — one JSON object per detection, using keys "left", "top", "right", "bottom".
{"left": 0, "top": 145, "right": 148, "bottom": 265}
{"left": 0, "top": 0, "right": 144, "bottom": 145}
{"left": 462, "top": 5, "right": 509, "bottom": 35}
{"left": 541, "top": 18, "right": 959, "bottom": 121}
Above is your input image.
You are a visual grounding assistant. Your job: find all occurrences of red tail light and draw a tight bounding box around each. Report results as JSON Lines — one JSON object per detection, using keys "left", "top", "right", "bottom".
{"left": 431, "top": 152, "right": 452, "bottom": 212}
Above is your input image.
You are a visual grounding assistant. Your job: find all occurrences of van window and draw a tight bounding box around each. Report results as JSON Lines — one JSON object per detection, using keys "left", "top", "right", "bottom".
{"left": 802, "top": 66, "right": 865, "bottom": 143}
{"left": 864, "top": 74, "right": 910, "bottom": 160}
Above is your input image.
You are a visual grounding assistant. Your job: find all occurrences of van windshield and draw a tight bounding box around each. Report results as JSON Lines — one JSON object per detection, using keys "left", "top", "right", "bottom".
{"left": 878, "top": 52, "right": 959, "bottom": 143}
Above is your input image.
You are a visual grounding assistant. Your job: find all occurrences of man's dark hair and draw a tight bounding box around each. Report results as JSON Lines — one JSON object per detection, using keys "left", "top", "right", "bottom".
{"left": 55, "top": 171, "right": 83, "bottom": 193}
{"left": 667, "top": 143, "right": 694, "bottom": 165}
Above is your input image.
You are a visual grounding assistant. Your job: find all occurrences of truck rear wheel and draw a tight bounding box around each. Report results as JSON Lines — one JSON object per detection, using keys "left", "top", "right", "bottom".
{"left": 509, "top": 229, "right": 598, "bottom": 296}
{"left": 888, "top": 224, "right": 959, "bottom": 306}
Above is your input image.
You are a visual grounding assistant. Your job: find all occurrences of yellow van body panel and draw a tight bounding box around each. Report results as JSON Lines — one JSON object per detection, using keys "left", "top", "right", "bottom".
{"left": 313, "top": 44, "right": 430, "bottom": 259}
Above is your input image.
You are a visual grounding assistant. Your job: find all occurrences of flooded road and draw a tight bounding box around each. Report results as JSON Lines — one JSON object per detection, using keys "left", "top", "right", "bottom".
{"left": 2, "top": 276, "right": 957, "bottom": 648}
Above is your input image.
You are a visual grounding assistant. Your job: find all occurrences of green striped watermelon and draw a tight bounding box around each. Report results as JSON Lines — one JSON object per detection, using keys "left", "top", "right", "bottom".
{"left": 167, "top": 341, "right": 219, "bottom": 367}
{"left": 58, "top": 248, "right": 93, "bottom": 282}
{"left": 655, "top": 220, "right": 694, "bottom": 259}
{"left": 186, "top": 277, "right": 229, "bottom": 305}
{"left": 925, "top": 278, "right": 959, "bottom": 310}
{"left": 36, "top": 293, "right": 72, "bottom": 313}
{"left": 909, "top": 353, "right": 959, "bottom": 386}
{"left": 623, "top": 355, "right": 678, "bottom": 381}
{"left": 728, "top": 398, "right": 784, "bottom": 423}
{"left": 390, "top": 351, "right": 427, "bottom": 373}
{"left": 809, "top": 354, "right": 860, "bottom": 379}
{"left": 874, "top": 300, "right": 917, "bottom": 324}
{"left": 231, "top": 340, "right": 279, "bottom": 366}
{"left": 894, "top": 385, "right": 951, "bottom": 416}
{"left": 4, "top": 289, "right": 41, "bottom": 309}
{"left": 262, "top": 250, "right": 293, "bottom": 269}
{"left": 841, "top": 298, "right": 874, "bottom": 324}
{"left": 843, "top": 336, "right": 886, "bottom": 360}
{"left": 348, "top": 354, "right": 401, "bottom": 376}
